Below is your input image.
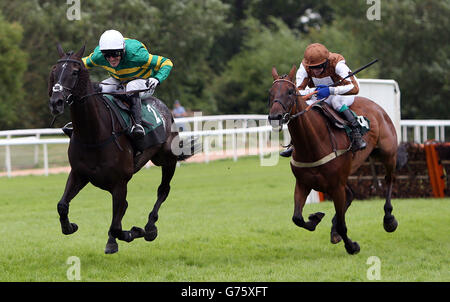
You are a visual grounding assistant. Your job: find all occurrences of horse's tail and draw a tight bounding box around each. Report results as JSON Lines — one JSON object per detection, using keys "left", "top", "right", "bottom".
{"left": 176, "top": 134, "right": 202, "bottom": 161}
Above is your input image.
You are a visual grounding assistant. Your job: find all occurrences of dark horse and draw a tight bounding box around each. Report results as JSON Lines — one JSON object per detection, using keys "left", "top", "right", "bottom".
{"left": 268, "top": 65, "right": 398, "bottom": 254}
{"left": 48, "top": 44, "right": 197, "bottom": 254}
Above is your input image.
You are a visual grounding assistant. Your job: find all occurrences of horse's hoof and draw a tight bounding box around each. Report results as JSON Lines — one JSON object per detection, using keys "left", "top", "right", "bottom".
{"left": 144, "top": 226, "right": 158, "bottom": 242}
{"left": 105, "top": 242, "right": 119, "bottom": 254}
{"left": 309, "top": 212, "right": 325, "bottom": 224}
{"left": 131, "top": 226, "right": 146, "bottom": 239}
{"left": 383, "top": 216, "right": 398, "bottom": 233}
{"left": 330, "top": 232, "right": 342, "bottom": 244}
{"left": 62, "top": 222, "right": 78, "bottom": 235}
{"left": 345, "top": 241, "right": 360, "bottom": 255}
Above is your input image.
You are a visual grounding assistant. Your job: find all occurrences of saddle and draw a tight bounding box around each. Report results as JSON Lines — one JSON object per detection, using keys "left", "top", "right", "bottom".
{"left": 312, "top": 102, "right": 370, "bottom": 137}
{"left": 103, "top": 94, "right": 167, "bottom": 152}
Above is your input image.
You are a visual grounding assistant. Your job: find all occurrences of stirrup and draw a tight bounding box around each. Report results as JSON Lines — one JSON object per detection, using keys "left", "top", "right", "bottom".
{"left": 130, "top": 124, "right": 145, "bottom": 138}
{"left": 62, "top": 122, "right": 73, "bottom": 137}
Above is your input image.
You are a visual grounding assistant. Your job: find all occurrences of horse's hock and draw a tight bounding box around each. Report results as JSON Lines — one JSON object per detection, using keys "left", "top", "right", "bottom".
{"left": 335, "top": 142, "right": 449, "bottom": 199}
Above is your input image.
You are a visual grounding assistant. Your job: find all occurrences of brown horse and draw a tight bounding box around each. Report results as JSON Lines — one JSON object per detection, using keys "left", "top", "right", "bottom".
{"left": 268, "top": 65, "right": 398, "bottom": 254}
{"left": 48, "top": 44, "right": 197, "bottom": 254}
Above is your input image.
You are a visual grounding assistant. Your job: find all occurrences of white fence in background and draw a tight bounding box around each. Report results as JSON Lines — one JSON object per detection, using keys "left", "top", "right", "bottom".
{"left": 1, "top": 116, "right": 449, "bottom": 177}
{"left": 1, "top": 116, "right": 449, "bottom": 204}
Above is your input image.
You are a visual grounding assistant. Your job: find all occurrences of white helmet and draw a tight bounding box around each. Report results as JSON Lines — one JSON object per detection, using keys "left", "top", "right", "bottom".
{"left": 99, "top": 30, "right": 125, "bottom": 51}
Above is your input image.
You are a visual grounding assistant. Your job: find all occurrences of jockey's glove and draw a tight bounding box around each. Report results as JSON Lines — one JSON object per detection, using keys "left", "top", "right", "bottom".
{"left": 315, "top": 85, "right": 331, "bottom": 99}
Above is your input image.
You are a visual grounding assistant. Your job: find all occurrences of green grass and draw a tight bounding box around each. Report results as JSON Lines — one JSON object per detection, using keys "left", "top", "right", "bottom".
{"left": 0, "top": 156, "right": 448, "bottom": 282}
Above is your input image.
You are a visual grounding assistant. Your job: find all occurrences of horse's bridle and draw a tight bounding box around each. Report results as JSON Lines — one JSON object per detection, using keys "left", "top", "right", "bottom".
{"left": 52, "top": 53, "right": 83, "bottom": 105}
{"left": 269, "top": 78, "right": 320, "bottom": 124}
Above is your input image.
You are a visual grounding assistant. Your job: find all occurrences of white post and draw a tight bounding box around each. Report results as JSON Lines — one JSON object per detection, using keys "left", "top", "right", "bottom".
{"left": 402, "top": 126, "right": 407, "bottom": 143}
{"left": 34, "top": 134, "right": 40, "bottom": 166}
{"left": 232, "top": 133, "right": 237, "bottom": 162}
{"left": 414, "top": 126, "right": 420, "bottom": 143}
{"left": 5, "top": 136, "right": 12, "bottom": 178}
{"left": 43, "top": 143, "right": 49, "bottom": 176}
{"left": 440, "top": 126, "right": 445, "bottom": 142}
{"left": 422, "top": 126, "right": 427, "bottom": 142}
{"left": 204, "top": 136, "right": 210, "bottom": 164}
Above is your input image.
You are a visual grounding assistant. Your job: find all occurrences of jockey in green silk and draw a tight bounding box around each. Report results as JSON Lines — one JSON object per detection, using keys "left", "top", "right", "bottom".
{"left": 78, "top": 29, "right": 173, "bottom": 139}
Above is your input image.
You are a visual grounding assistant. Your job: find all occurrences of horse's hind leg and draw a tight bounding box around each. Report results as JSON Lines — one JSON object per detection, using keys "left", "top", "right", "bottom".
{"left": 292, "top": 180, "right": 325, "bottom": 231}
{"left": 144, "top": 161, "right": 176, "bottom": 241}
{"left": 57, "top": 171, "right": 87, "bottom": 235}
{"left": 330, "top": 185, "right": 354, "bottom": 244}
{"left": 382, "top": 156, "right": 398, "bottom": 232}
{"left": 330, "top": 185, "right": 360, "bottom": 255}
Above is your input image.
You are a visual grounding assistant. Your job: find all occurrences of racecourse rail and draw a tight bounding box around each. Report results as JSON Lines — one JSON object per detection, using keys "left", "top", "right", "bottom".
{"left": 1, "top": 115, "right": 449, "bottom": 178}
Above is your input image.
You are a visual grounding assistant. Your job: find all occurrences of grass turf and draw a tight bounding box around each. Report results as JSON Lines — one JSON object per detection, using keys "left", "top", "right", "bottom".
{"left": 0, "top": 156, "right": 448, "bottom": 281}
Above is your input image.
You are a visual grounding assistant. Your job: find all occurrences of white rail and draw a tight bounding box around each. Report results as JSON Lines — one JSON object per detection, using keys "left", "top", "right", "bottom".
{"left": 1, "top": 117, "right": 449, "bottom": 178}
{"left": 400, "top": 120, "right": 450, "bottom": 143}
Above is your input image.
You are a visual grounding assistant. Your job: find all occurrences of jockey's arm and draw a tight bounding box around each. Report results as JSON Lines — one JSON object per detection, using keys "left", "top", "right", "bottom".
{"left": 329, "top": 61, "right": 359, "bottom": 95}
{"left": 149, "top": 55, "right": 173, "bottom": 83}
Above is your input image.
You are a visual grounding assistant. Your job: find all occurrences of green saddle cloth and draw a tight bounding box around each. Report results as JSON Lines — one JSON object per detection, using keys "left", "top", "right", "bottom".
{"left": 102, "top": 94, "right": 163, "bottom": 134}
{"left": 102, "top": 94, "right": 167, "bottom": 151}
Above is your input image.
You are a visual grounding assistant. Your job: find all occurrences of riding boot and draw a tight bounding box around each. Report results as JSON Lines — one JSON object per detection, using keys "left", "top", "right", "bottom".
{"left": 341, "top": 108, "right": 367, "bottom": 151}
{"left": 280, "top": 145, "right": 294, "bottom": 157}
{"left": 62, "top": 122, "right": 73, "bottom": 137}
{"left": 128, "top": 94, "right": 145, "bottom": 139}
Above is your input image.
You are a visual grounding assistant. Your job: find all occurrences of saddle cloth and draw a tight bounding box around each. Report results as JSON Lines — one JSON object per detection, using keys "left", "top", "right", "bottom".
{"left": 102, "top": 94, "right": 167, "bottom": 152}
{"left": 312, "top": 102, "right": 370, "bottom": 137}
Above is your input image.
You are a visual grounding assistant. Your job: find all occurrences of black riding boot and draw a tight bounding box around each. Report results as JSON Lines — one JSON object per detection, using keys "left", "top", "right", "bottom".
{"left": 128, "top": 94, "right": 145, "bottom": 139}
{"left": 280, "top": 145, "right": 294, "bottom": 157}
{"left": 341, "top": 108, "right": 367, "bottom": 151}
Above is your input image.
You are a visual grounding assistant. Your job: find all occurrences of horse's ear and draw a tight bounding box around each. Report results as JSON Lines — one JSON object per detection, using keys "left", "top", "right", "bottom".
{"left": 288, "top": 64, "right": 297, "bottom": 81}
{"left": 272, "top": 66, "right": 279, "bottom": 80}
{"left": 74, "top": 44, "right": 86, "bottom": 59}
{"left": 57, "top": 43, "right": 65, "bottom": 57}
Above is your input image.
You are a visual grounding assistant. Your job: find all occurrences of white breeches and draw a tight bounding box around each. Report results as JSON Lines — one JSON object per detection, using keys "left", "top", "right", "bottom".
{"left": 100, "top": 77, "right": 152, "bottom": 98}
{"left": 307, "top": 94, "right": 356, "bottom": 111}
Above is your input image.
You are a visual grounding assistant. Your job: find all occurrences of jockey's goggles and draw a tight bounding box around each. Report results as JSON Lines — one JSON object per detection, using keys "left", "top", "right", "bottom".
{"left": 102, "top": 50, "right": 123, "bottom": 59}
{"left": 309, "top": 60, "right": 328, "bottom": 70}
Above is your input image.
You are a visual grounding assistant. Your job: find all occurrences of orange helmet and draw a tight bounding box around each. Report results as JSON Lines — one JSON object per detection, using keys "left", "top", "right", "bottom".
{"left": 302, "top": 43, "right": 330, "bottom": 67}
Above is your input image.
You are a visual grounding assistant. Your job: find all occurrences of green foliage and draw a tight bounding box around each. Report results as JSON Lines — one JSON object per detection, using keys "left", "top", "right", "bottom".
{"left": 0, "top": 14, "right": 27, "bottom": 130}
{"left": 207, "top": 18, "right": 310, "bottom": 114}
{"left": 0, "top": 0, "right": 447, "bottom": 128}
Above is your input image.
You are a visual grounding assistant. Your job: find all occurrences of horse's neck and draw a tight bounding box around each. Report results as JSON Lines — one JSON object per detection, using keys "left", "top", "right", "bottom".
{"left": 70, "top": 76, "right": 110, "bottom": 142}
{"left": 289, "top": 109, "right": 331, "bottom": 161}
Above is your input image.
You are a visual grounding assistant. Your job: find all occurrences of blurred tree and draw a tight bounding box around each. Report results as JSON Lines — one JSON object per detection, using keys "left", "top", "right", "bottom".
{"left": 0, "top": 0, "right": 229, "bottom": 127}
{"left": 206, "top": 17, "right": 311, "bottom": 114}
{"left": 329, "top": 0, "right": 450, "bottom": 119}
{"left": 0, "top": 14, "right": 27, "bottom": 130}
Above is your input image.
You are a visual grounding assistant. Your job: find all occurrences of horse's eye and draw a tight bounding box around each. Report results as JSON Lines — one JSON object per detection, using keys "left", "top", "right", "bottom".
{"left": 72, "top": 69, "right": 79, "bottom": 75}
{"left": 288, "top": 89, "right": 294, "bottom": 95}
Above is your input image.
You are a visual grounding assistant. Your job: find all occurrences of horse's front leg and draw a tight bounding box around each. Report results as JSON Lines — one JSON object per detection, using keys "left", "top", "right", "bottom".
{"left": 330, "top": 185, "right": 354, "bottom": 244}
{"left": 292, "top": 180, "right": 325, "bottom": 231}
{"left": 57, "top": 171, "right": 88, "bottom": 235}
{"left": 330, "top": 185, "right": 360, "bottom": 255}
{"left": 144, "top": 162, "right": 176, "bottom": 242}
{"left": 106, "top": 182, "right": 145, "bottom": 254}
